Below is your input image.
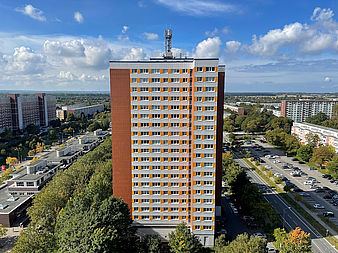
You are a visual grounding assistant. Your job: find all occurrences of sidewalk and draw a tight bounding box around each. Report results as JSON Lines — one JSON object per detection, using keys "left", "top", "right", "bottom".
{"left": 0, "top": 227, "right": 24, "bottom": 253}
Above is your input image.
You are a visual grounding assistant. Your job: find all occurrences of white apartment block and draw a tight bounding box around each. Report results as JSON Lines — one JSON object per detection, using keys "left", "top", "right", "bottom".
{"left": 292, "top": 122, "right": 338, "bottom": 152}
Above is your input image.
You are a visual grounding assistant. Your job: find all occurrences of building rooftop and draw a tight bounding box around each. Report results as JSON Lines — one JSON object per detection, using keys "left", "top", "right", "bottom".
{"left": 110, "top": 57, "right": 220, "bottom": 63}
{"left": 295, "top": 122, "right": 338, "bottom": 133}
{"left": 0, "top": 186, "right": 30, "bottom": 215}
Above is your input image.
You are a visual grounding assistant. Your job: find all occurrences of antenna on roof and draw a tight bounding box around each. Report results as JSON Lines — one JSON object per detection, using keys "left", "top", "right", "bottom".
{"left": 164, "top": 29, "right": 173, "bottom": 59}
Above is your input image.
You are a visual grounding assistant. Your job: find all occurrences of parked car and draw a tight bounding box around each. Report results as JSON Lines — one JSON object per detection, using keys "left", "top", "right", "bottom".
{"left": 308, "top": 167, "right": 316, "bottom": 170}
{"left": 323, "top": 195, "right": 332, "bottom": 199}
{"left": 322, "top": 174, "right": 332, "bottom": 179}
{"left": 313, "top": 204, "right": 325, "bottom": 209}
{"left": 266, "top": 246, "right": 276, "bottom": 253}
{"left": 253, "top": 232, "right": 267, "bottom": 239}
{"left": 315, "top": 188, "right": 325, "bottom": 193}
{"left": 309, "top": 184, "right": 318, "bottom": 189}
{"left": 291, "top": 158, "right": 298, "bottom": 161}
{"left": 304, "top": 181, "right": 313, "bottom": 185}
{"left": 298, "top": 161, "right": 305, "bottom": 164}
{"left": 323, "top": 211, "right": 334, "bottom": 217}
{"left": 299, "top": 192, "right": 310, "bottom": 197}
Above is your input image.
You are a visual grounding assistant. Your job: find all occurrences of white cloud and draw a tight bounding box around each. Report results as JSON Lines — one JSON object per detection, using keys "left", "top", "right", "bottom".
{"left": 122, "top": 26, "right": 128, "bottom": 34}
{"left": 194, "top": 37, "right": 221, "bottom": 58}
{"left": 155, "top": 0, "right": 237, "bottom": 16}
{"left": 4, "top": 46, "right": 45, "bottom": 74}
{"left": 247, "top": 7, "right": 338, "bottom": 58}
{"left": 79, "top": 73, "right": 105, "bottom": 82}
{"left": 205, "top": 28, "right": 218, "bottom": 37}
{"left": 221, "top": 27, "right": 230, "bottom": 34}
{"left": 324, "top": 76, "right": 331, "bottom": 82}
{"left": 74, "top": 12, "right": 84, "bottom": 23}
{"left": 15, "top": 4, "right": 46, "bottom": 22}
{"left": 43, "top": 40, "right": 85, "bottom": 57}
{"left": 144, "top": 32, "right": 159, "bottom": 40}
{"left": 122, "top": 48, "right": 146, "bottom": 60}
{"left": 225, "top": 41, "right": 241, "bottom": 53}
{"left": 58, "top": 71, "right": 74, "bottom": 80}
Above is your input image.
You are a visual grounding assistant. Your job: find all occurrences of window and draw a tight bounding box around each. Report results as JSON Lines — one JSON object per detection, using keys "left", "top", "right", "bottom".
{"left": 204, "top": 217, "right": 212, "bottom": 220}
{"left": 140, "top": 87, "right": 148, "bottom": 92}
{"left": 152, "top": 105, "right": 161, "bottom": 110}
{"left": 151, "top": 78, "right": 160, "bottom": 83}
{"left": 204, "top": 181, "right": 213, "bottom": 185}
{"left": 195, "top": 225, "right": 201, "bottom": 230}
{"left": 153, "top": 199, "right": 160, "bottom": 203}
{"left": 140, "top": 140, "right": 149, "bottom": 144}
{"left": 204, "top": 190, "right": 213, "bottom": 194}
{"left": 204, "top": 172, "right": 213, "bottom": 177}
{"left": 153, "top": 207, "right": 161, "bottom": 212}
{"left": 153, "top": 191, "right": 161, "bottom": 195}
{"left": 196, "top": 67, "right": 203, "bottom": 72}
{"left": 140, "top": 105, "right": 149, "bottom": 110}
{"left": 205, "top": 87, "right": 215, "bottom": 92}
{"left": 196, "top": 97, "right": 202, "bottom": 102}
{"left": 203, "top": 226, "right": 212, "bottom": 230}
{"left": 204, "top": 208, "right": 212, "bottom": 212}
{"left": 206, "top": 77, "right": 215, "bottom": 82}
{"left": 204, "top": 106, "right": 214, "bottom": 111}
{"left": 196, "top": 87, "right": 202, "bottom": 92}
{"left": 171, "top": 96, "right": 180, "bottom": 101}
{"left": 171, "top": 105, "right": 179, "bottom": 110}
{"left": 196, "top": 77, "right": 203, "bottom": 82}
{"left": 140, "top": 69, "right": 149, "bottom": 74}
{"left": 195, "top": 216, "right": 201, "bottom": 220}
{"left": 196, "top": 116, "right": 202, "bottom": 121}
{"left": 172, "top": 69, "right": 180, "bottom": 74}
{"left": 132, "top": 87, "right": 137, "bottom": 92}
{"left": 206, "top": 66, "right": 215, "bottom": 72}
{"left": 182, "top": 69, "right": 188, "bottom": 73}
{"left": 204, "top": 199, "right": 213, "bottom": 203}
{"left": 162, "top": 69, "right": 168, "bottom": 73}
{"left": 195, "top": 135, "right": 202, "bottom": 140}
{"left": 196, "top": 144, "right": 202, "bottom": 149}
{"left": 153, "top": 166, "right": 161, "bottom": 170}
{"left": 171, "top": 216, "right": 179, "bottom": 220}
{"left": 172, "top": 78, "right": 180, "bottom": 83}
{"left": 153, "top": 216, "right": 161, "bottom": 220}
{"left": 140, "top": 132, "right": 149, "bottom": 136}
{"left": 152, "top": 87, "right": 161, "bottom": 92}
{"left": 195, "top": 208, "right": 201, "bottom": 212}
{"left": 171, "top": 182, "right": 179, "bottom": 187}
{"left": 163, "top": 78, "right": 168, "bottom": 82}
{"left": 153, "top": 140, "right": 161, "bottom": 144}
{"left": 182, "top": 78, "right": 188, "bottom": 82}
{"left": 141, "top": 207, "right": 150, "bottom": 212}
{"left": 152, "top": 149, "right": 160, "bottom": 153}
{"left": 27, "top": 182, "right": 34, "bottom": 186}
{"left": 204, "top": 144, "right": 214, "bottom": 149}
{"left": 152, "top": 114, "right": 160, "bottom": 119}
{"left": 205, "top": 116, "right": 214, "bottom": 121}
{"left": 16, "top": 182, "right": 24, "bottom": 186}
{"left": 152, "top": 69, "right": 160, "bottom": 73}
{"left": 204, "top": 154, "right": 213, "bottom": 158}
{"left": 172, "top": 87, "right": 180, "bottom": 92}
{"left": 204, "top": 135, "right": 214, "bottom": 140}
{"left": 132, "top": 69, "right": 138, "bottom": 73}
{"left": 140, "top": 78, "right": 149, "bottom": 83}
{"left": 205, "top": 97, "right": 215, "bottom": 102}
{"left": 132, "top": 96, "right": 138, "bottom": 101}
{"left": 196, "top": 106, "right": 202, "bottom": 111}
{"left": 205, "top": 125, "right": 214, "bottom": 130}
{"left": 140, "top": 96, "right": 149, "bottom": 101}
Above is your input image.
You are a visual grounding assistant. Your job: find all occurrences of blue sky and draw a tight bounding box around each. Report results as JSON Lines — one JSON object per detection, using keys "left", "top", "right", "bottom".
{"left": 0, "top": 0, "right": 338, "bottom": 92}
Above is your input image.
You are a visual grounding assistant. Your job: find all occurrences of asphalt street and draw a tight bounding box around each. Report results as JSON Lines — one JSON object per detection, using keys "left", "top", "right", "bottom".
{"left": 232, "top": 151, "right": 337, "bottom": 253}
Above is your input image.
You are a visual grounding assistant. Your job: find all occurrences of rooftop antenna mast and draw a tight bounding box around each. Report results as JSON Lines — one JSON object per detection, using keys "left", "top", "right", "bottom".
{"left": 164, "top": 29, "right": 173, "bottom": 59}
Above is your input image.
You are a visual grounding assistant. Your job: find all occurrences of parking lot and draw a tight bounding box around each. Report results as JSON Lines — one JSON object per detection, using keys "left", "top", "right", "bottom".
{"left": 242, "top": 139, "right": 338, "bottom": 227}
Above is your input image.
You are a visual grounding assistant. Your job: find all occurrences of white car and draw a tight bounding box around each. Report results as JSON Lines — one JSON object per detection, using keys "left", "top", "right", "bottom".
{"left": 273, "top": 155, "right": 280, "bottom": 158}
{"left": 265, "top": 165, "right": 272, "bottom": 170}
{"left": 253, "top": 232, "right": 267, "bottom": 239}
{"left": 313, "top": 204, "right": 325, "bottom": 209}
{"left": 299, "top": 192, "right": 310, "bottom": 197}
{"left": 265, "top": 155, "right": 271, "bottom": 158}
{"left": 304, "top": 181, "right": 312, "bottom": 185}
{"left": 273, "top": 160, "right": 281, "bottom": 164}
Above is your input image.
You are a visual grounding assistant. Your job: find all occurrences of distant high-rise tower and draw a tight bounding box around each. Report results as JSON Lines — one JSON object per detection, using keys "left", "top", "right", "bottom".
{"left": 109, "top": 30, "right": 225, "bottom": 247}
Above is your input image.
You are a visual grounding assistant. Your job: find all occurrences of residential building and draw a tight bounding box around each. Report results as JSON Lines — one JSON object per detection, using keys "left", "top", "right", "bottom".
{"left": 281, "top": 100, "right": 338, "bottom": 122}
{"left": 224, "top": 104, "right": 244, "bottom": 115}
{"left": 109, "top": 30, "right": 225, "bottom": 247}
{"left": 56, "top": 104, "right": 104, "bottom": 120}
{"left": 0, "top": 97, "right": 12, "bottom": 133}
{"left": 0, "top": 93, "right": 56, "bottom": 132}
{"left": 292, "top": 122, "right": 338, "bottom": 152}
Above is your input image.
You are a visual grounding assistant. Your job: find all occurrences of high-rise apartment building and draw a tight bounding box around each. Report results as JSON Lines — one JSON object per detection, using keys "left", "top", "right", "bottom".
{"left": 109, "top": 30, "right": 225, "bottom": 247}
{"left": 281, "top": 100, "right": 338, "bottom": 122}
{"left": 0, "top": 94, "right": 56, "bottom": 132}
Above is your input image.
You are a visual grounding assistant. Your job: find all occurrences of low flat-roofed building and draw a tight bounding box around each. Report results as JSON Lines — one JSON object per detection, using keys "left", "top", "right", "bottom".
{"left": 292, "top": 122, "right": 338, "bottom": 152}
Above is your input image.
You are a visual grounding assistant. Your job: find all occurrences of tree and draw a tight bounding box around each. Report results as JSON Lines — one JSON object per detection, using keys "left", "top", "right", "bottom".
{"left": 297, "top": 144, "right": 313, "bottom": 162}
{"left": 265, "top": 128, "right": 284, "bottom": 146}
{"left": 36, "top": 142, "right": 45, "bottom": 153}
{"left": 267, "top": 117, "right": 293, "bottom": 134}
{"left": 223, "top": 118, "right": 235, "bottom": 132}
{"left": 305, "top": 133, "right": 320, "bottom": 147}
{"left": 310, "top": 146, "right": 335, "bottom": 168}
{"left": 274, "top": 227, "right": 311, "bottom": 253}
{"left": 139, "top": 235, "right": 163, "bottom": 253}
{"left": 0, "top": 224, "right": 7, "bottom": 238}
{"left": 326, "top": 155, "right": 338, "bottom": 179}
{"left": 168, "top": 223, "right": 203, "bottom": 253}
{"left": 221, "top": 233, "right": 267, "bottom": 253}
{"left": 6, "top": 157, "right": 18, "bottom": 168}
{"left": 283, "top": 134, "right": 300, "bottom": 154}
{"left": 215, "top": 234, "right": 229, "bottom": 253}
{"left": 305, "top": 112, "right": 329, "bottom": 125}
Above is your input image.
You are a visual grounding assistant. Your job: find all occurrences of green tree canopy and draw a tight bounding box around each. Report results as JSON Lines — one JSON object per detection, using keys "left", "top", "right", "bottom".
{"left": 297, "top": 144, "right": 314, "bottom": 162}
{"left": 310, "top": 145, "right": 335, "bottom": 167}
{"left": 305, "top": 112, "right": 329, "bottom": 125}
{"left": 274, "top": 227, "right": 311, "bottom": 253}
{"left": 219, "top": 233, "right": 267, "bottom": 253}
{"left": 168, "top": 223, "right": 203, "bottom": 253}
{"left": 326, "top": 155, "right": 338, "bottom": 180}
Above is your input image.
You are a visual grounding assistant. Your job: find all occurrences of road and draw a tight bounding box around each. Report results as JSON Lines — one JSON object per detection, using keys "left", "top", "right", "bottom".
{"left": 245, "top": 141, "right": 338, "bottom": 226}
{"left": 232, "top": 150, "right": 337, "bottom": 253}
